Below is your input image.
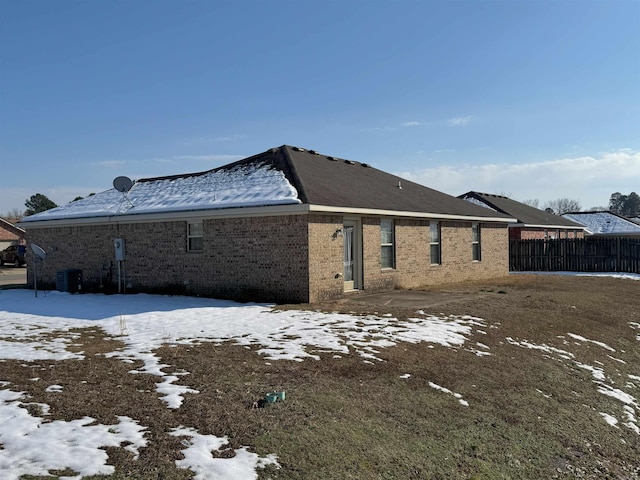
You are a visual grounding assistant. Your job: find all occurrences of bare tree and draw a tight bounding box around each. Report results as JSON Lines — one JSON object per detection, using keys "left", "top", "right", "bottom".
{"left": 496, "top": 191, "right": 514, "bottom": 198}
{"left": 543, "top": 198, "right": 581, "bottom": 215}
{"left": 2, "top": 208, "right": 24, "bottom": 222}
{"left": 521, "top": 199, "right": 540, "bottom": 208}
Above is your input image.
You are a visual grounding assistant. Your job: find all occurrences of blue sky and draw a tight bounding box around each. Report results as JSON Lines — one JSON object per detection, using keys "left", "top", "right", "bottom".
{"left": 1, "top": 0, "right": 639, "bottom": 215}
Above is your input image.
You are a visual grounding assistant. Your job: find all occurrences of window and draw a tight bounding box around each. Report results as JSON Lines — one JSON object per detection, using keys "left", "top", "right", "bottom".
{"left": 472, "top": 223, "right": 481, "bottom": 261}
{"left": 380, "top": 219, "right": 395, "bottom": 269}
{"left": 430, "top": 221, "right": 441, "bottom": 265}
{"left": 187, "top": 222, "right": 203, "bottom": 251}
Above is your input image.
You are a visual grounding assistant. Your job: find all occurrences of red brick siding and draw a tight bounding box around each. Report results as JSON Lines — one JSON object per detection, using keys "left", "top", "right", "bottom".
{"left": 0, "top": 222, "right": 25, "bottom": 243}
{"left": 510, "top": 227, "right": 584, "bottom": 240}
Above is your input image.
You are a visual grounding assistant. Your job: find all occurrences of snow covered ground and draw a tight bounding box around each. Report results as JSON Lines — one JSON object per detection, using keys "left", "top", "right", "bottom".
{"left": 507, "top": 328, "right": 640, "bottom": 436}
{"left": 1, "top": 273, "right": 638, "bottom": 479}
{"left": 0, "top": 289, "right": 485, "bottom": 479}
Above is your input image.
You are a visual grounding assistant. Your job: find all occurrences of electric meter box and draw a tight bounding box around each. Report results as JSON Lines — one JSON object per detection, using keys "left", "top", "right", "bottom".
{"left": 114, "top": 238, "right": 126, "bottom": 261}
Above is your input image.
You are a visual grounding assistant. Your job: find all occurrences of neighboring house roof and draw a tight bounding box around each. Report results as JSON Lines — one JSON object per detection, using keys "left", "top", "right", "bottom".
{"left": 21, "top": 146, "right": 514, "bottom": 226}
{"left": 0, "top": 218, "right": 26, "bottom": 241}
{"left": 561, "top": 211, "right": 640, "bottom": 236}
{"left": 458, "top": 192, "right": 584, "bottom": 229}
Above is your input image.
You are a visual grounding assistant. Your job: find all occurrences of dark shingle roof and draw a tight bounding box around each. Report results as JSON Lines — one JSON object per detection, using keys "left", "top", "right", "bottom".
{"left": 459, "top": 192, "right": 584, "bottom": 228}
{"left": 22, "top": 146, "right": 516, "bottom": 224}
{"left": 220, "top": 146, "right": 514, "bottom": 220}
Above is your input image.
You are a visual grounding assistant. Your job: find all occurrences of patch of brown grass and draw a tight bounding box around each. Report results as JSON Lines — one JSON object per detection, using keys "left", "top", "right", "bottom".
{"left": 1, "top": 275, "right": 639, "bottom": 479}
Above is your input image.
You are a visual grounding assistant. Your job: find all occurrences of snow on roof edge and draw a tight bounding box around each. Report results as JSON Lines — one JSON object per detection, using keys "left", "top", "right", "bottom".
{"left": 21, "top": 162, "right": 301, "bottom": 223}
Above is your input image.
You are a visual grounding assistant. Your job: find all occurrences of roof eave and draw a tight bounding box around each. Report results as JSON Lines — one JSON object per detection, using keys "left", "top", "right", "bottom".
{"left": 509, "top": 223, "right": 585, "bottom": 230}
{"left": 20, "top": 203, "right": 516, "bottom": 228}
{"left": 587, "top": 231, "right": 640, "bottom": 237}
{"left": 19, "top": 203, "right": 311, "bottom": 228}
{"left": 307, "top": 204, "right": 515, "bottom": 222}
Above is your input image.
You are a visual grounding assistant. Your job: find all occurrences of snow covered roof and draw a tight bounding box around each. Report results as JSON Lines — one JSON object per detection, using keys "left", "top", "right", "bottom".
{"left": 561, "top": 211, "right": 640, "bottom": 235}
{"left": 460, "top": 195, "right": 498, "bottom": 212}
{"left": 21, "top": 161, "right": 300, "bottom": 223}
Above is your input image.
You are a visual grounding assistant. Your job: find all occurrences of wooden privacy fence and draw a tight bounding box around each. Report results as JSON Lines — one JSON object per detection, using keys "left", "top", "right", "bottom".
{"left": 509, "top": 237, "right": 640, "bottom": 273}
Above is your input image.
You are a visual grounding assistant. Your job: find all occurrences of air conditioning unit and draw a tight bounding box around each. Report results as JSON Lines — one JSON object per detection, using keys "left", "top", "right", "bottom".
{"left": 56, "top": 269, "right": 83, "bottom": 293}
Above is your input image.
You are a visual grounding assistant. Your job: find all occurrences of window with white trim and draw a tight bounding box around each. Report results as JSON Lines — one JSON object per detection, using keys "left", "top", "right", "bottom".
{"left": 472, "top": 223, "right": 481, "bottom": 261}
{"left": 187, "top": 222, "right": 203, "bottom": 252}
{"left": 380, "top": 219, "right": 395, "bottom": 269}
{"left": 430, "top": 221, "right": 441, "bottom": 265}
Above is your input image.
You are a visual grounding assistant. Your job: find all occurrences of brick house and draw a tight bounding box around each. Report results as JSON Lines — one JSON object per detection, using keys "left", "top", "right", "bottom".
{"left": 458, "top": 192, "right": 584, "bottom": 240}
{"left": 21, "top": 146, "right": 515, "bottom": 303}
{"left": 0, "top": 218, "right": 26, "bottom": 250}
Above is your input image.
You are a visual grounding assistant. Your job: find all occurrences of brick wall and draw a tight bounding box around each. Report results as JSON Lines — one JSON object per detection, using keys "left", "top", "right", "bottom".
{"left": 26, "top": 224, "right": 120, "bottom": 290}
{"left": 0, "top": 222, "right": 25, "bottom": 243}
{"left": 26, "top": 215, "right": 311, "bottom": 303}
{"left": 361, "top": 218, "right": 509, "bottom": 291}
{"left": 362, "top": 217, "right": 397, "bottom": 291}
{"left": 203, "top": 216, "right": 309, "bottom": 302}
{"left": 26, "top": 214, "right": 511, "bottom": 303}
{"left": 511, "top": 227, "right": 585, "bottom": 240}
{"left": 308, "top": 215, "right": 344, "bottom": 302}
{"left": 429, "top": 221, "right": 509, "bottom": 285}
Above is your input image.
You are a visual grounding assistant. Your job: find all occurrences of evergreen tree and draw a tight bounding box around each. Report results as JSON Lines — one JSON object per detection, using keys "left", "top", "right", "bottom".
{"left": 609, "top": 192, "right": 625, "bottom": 214}
{"left": 24, "top": 193, "right": 58, "bottom": 216}
{"left": 623, "top": 192, "right": 640, "bottom": 217}
{"left": 609, "top": 192, "right": 640, "bottom": 217}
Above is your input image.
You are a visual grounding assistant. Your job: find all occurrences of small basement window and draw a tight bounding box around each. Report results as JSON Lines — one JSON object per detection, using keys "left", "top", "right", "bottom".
{"left": 188, "top": 222, "right": 203, "bottom": 252}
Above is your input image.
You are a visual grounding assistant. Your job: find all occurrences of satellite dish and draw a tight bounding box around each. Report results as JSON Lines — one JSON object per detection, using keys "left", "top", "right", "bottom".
{"left": 31, "top": 243, "right": 47, "bottom": 261}
{"left": 113, "top": 176, "right": 134, "bottom": 193}
{"left": 31, "top": 244, "right": 47, "bottom": 298}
